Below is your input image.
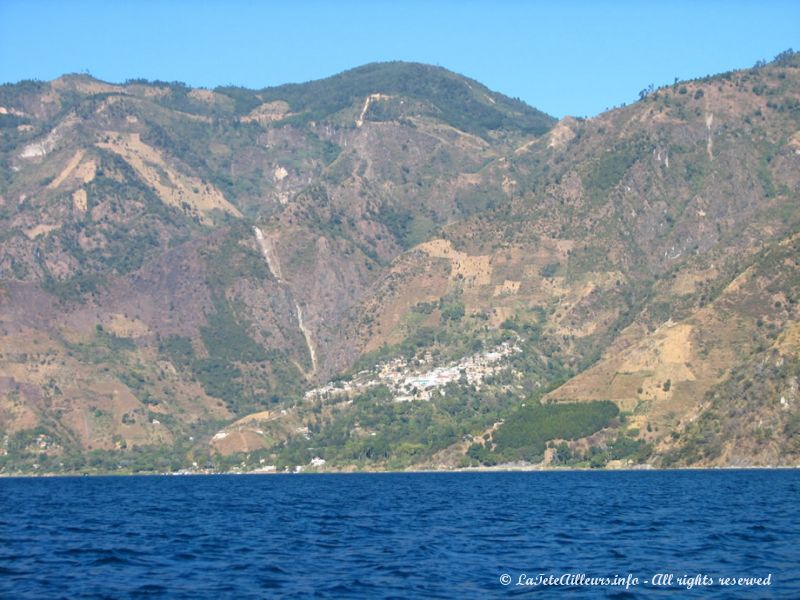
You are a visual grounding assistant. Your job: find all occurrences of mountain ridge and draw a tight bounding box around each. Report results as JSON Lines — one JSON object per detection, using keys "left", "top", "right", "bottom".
{"left": 9, "top": 60, "right": 555, "bottom": 138}
{"left": 0, "top": 52, "right": 798, "bottom": 473}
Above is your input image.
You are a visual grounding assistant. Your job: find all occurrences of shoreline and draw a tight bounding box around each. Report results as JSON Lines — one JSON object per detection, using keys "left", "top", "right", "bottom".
{"left": 1, "top": 463, "right": 798, "bottom": 478}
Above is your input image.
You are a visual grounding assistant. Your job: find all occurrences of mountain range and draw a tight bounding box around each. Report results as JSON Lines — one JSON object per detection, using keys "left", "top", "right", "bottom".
{"left": 1, "top": 53, "right": 798, "bottom": 473}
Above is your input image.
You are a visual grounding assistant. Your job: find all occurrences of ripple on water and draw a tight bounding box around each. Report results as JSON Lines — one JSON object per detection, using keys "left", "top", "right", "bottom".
{"left": 0, "top": 470, "right": 798, "bottom": 599}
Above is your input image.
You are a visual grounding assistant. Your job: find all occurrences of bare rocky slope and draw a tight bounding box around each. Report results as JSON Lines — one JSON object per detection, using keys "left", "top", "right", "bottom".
{"left": 0, "top": 55, "right": 798, "bottom": 473}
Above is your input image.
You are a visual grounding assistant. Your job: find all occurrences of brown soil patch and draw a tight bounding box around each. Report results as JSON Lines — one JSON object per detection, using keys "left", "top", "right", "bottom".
{"left": 456, "top": 172, "right": 482, "bottom": 186}
{"left": 488, "top": 306, "right": 514, "bottom": 328}
{"left": 48, "top": 150, "right": 84, "bottom": 189}
{"left": 96, "top": 132, "right": 242, "bottom": 222}
{"left": 417, "top": 239, "right": 492, "bottom": 287}
{"left": 75, "top": 159, "right": 96, "bottom": 183}
{"left": 48, "top": 150, "right": 96, "bottom": 192}
{"left": 24, "top": 224, "right": 60, "bottom": 239}
{"left": 72, "top": 189, "right": 88, "bottom": 212}
{"left": 776, "top": 323, "right": 800, "bottom": 356}
{"left": 671, "top": 267, "right": 718, "bottom": 295}
{"left": 362, "top": 255, "right": 450, "bottom": 353}
{"left": 241, "top": 101, "right": 290, "bottom": 124}
{"left": 104, "top": 314, "right": 151, "bottom": 338}
{"left": 211, "top": 430, "right": 270, "bottom": 455}
{"left": 546, "top": 118, "right": 577, "bottom": 150}
{"left": 547, "top": 321, "right": 699, "bottom": 415}
{"left": 229, "top": 410, "right": 275, "bottom": 427}
{"left": 493, "top": 279, "right": 521, "bottom": 297}
{"left": 187, "top": 89, "right": 217, "bottom": 103}
{"left": 51, "top": 77, "right": 122, "bottom": 95}
{"left": 409, "top": 117, "right": 490, "bottom": 151}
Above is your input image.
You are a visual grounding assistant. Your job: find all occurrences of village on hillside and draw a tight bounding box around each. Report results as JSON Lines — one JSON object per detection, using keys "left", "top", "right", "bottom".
{"left": 305, "top": 339, "right": 523, "bottom": 404}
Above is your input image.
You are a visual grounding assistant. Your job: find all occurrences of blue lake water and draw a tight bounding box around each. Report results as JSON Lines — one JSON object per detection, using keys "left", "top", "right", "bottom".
{"left": 1, "top": 470, "right": 798, "bottom": 598}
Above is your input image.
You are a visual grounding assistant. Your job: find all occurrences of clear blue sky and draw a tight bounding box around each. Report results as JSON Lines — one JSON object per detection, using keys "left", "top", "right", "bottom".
{"left": 1, "top": 0, "right": 797, "bottom": 117}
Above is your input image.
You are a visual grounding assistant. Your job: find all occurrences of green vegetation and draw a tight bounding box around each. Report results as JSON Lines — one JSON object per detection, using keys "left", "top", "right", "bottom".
{"left": 159, "top": 335, "right": 195, "bottom": 366}
{"left": 375, "top": 202, "right": 442, "bottom": 249}
{"left": 200, "top": 295, "right": 267, "bottom": 363}
{"left": 213, "top": 85, "right": 264, "bottom": 114}
{"left": 582, "top": 138, "right": 646, "bottom": 204}
{"left": 41, "top": 271, "right": 103, "bottom": 303}
{"left": 63, "top": 326, "right": 137, "bottom": 366}
{"left": 34, "top": 150, "right": 200, "bottom": 304}
{"left": 260, "top": 61, "right": 555, "bottom": 137}
{"left": 662, "top": 353, "right": 800, "bottom": 467}
{"left": 455, "top": 185, "right": 505, "bottom": 215}
{"left": 205, "top": 226, "right": 269, "bottom": 288}
{"left": 273, "top": 380, "right": 510, "bottom": 470}
{"left": 305, "top": 131, "right": 342, "bottom": 166}
{"left": 540, "top": 262, "right": 560, "bottom": 278}
{"left": 95, "top": 326, "right": 136, "bottom": 352}
{"left": 561, "top": 434, "right": 653, "bottom": 468}
{"left": 0, "top": 436, "right": 198, "bottom": 475}
{"left": 480, "top": 400, "right": 619, "bottom": 464}
{"left": 0, "top": 113, "right": 30, "bottom": 129}
{"left": 190, "top": 295, "right": 305, "bottom": 414}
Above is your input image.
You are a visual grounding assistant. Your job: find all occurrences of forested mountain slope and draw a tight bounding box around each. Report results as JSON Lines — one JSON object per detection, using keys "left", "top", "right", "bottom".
{"left": 0, "top": 53, "right": 798, "bottom": 473}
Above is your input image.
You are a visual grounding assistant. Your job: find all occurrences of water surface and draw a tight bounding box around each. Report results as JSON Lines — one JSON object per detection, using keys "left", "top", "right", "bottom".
{"left": 1, "top": 470, "right": 797, "bottom": 598}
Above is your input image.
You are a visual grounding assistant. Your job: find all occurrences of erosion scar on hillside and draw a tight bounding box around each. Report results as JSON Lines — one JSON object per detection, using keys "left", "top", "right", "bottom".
{"left": 254, "top": 226, "right": 318, "bottom": 376}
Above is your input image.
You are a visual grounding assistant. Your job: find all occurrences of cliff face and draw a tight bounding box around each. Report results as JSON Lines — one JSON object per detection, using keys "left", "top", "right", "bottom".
{"left": 0, "top": 55, "right": 798, "bottom": 472}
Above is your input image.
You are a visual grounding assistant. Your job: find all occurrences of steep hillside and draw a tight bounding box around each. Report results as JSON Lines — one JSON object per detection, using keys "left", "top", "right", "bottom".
{"left": 334, "top": 51, "right": 800, "bottom": 470}
{"left": 0, "top": 63, "right": 554, "bottom": 471}
{"left": 0, "top": 53, "right": 798, "bottom": 473}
